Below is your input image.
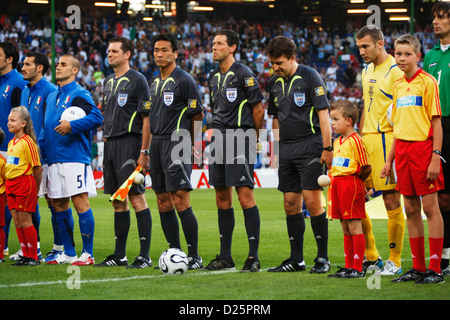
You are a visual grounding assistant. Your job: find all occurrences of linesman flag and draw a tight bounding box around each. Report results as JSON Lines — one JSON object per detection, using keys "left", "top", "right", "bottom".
{"left": 109, "top": 165, "right": 142, "bottom": 202}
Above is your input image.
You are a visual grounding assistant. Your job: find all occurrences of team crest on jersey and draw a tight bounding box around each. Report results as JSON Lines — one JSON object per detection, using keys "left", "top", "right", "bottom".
{"left": 226, "top": 88, "right": 237, "bottom": 102}
{"left": 164, "top": 92, "right": 174, "bottom": 106}
{"left": 294, "top": 92, "right": 305, "bottom": 107}
{"left": 118, "top": 93, "right": 128, "bottom": 107}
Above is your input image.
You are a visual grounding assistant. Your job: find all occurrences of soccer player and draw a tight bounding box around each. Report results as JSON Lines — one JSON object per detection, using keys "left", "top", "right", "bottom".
{"left": 266, "top": 36, "right": 331, "bottom": 273}
{"left": 423, "top": 2, "right": 450, "bottom": 275}
{"left": 356, "top": 26, "right": 405, "bottom": 275}
{"left": 0, "top": 41, "right": 27, "bottom": 258}
{"left": 41, "top": 54, "right": 102, "bottom": 265}
{"left": 95, "top": 37, "right": 152, "bottom": 269}
{"left": 0, "top": 129, "right": 6, "bottom": 263}
{"left": 204, "top": 29, "right": 265, "bottom": 272}
{"left": 20, "top": 51, "right": 59, "bottom": 262}
{"left": 381, "top": 35, "right": 444, "bottom": 284}
{"left": 328, "top": 100, "right": 371, "bottom": 278}
{"left": 6, "top": 107, "right": 42, "bottom": 266}
{"left": 149, "top": 34, "right": 204, "bottom": 270}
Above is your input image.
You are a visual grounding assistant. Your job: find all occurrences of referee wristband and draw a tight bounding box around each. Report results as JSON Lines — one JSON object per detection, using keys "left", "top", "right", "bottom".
{"left": 432, "top": 150, "right": 441, "bottom": 156}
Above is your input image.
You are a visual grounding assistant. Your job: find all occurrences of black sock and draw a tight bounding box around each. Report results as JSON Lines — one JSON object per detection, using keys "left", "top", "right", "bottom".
{"left": 114, "top": 211, "right": 130, "bottom": 259}
{"left": 310, "top": 211, "right": 329, "bottom": 260}
{"left": 243, "top": 205, "right": 260, "bottom": 260}
{"left": 218, "top": 208, "right": 235, "bottom": 259}
{"left": 286, "top": 213, "right": 305, "bottom": 262}
{"left": 136, "top": 208, "right": 152, "bottom": 260}
{"left": 178, "top": 207, "right": 199, "bottom": 258}
{"left": 159, "top": 209, "right": 180, "bottom": 249}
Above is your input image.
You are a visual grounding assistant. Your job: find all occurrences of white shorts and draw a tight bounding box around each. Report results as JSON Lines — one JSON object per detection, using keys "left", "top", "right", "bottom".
{"left": 47, "top": 162, "right": 97, "bottom": 199}
{"left": 38, "top": 164, "right": 48, "bottom": 197}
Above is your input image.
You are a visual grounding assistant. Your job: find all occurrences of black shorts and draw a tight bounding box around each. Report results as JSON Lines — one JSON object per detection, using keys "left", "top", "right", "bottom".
{"left": 103, "top": 134, "right": 145, "bottom": 195}
{"left": 208, "top": 128, "right": 256, "bottom": 188}
{"left": 149, "top": 135, "right": 193, "bottom": 193}
{"left": 440, "top": 117, "right": 450, "bottom": 194}
{"left": 277, "top": 134, "right": 324, "bottom": 193}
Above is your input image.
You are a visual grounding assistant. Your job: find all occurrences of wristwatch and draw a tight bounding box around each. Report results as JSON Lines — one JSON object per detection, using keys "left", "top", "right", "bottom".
{"left": 140, "top": 149, "right": 150, "bottom": 156}
{"left": 323, "top": 146, "right": 333, "bottom": 152}
{"left": 432, "top": 150, "right": 442, "bottom": 156}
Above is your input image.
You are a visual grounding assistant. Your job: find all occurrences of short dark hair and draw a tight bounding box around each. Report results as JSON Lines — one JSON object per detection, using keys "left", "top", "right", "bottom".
{"left": 432, "top": 1, "right": 450, "bottom": 19}
{"left": 26, "top": 51, "right": 50, "bottom": 75}
{"left": 266, "top": 36, "right": 296, "bottom": 59}
{"left": 355, "top": 26, "right": 384, "bottom": 43}
{"left": 109, "top": 37, "right": 135, "bottom": 62}
{"left": 0, "top": 41, "right": 20, "bottom": 69}
{"left": 152, "top": 33, "right": 179, "bottom": 52}
{"left": 330, "top": 100, "right": 359, "bottom": 126}
{"left": 214, "top": 29, "right": 240, "bottom": 52}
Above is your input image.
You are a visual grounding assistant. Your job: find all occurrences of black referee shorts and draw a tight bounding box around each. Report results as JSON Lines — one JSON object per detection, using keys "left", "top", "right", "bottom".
{"left": 103, "top": 134, "right": 145, "bottom": 195}
{"left": 277, "top": 134, "right": 323, "bottom": 193}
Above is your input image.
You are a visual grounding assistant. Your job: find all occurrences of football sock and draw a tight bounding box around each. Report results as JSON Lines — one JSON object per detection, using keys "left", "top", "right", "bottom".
{"left": 409, "top": 237, "right": 426, "bottom": 272}
{"left": 218, "top": 208, "right": 235, "bottom": 259}
{"left": 49, "top": 205, "right": 63, "bottom": 247}
{"left": 429, "top": 237, "right": 443, "bottom": 274}
{"left": 441, "top": 210, "right": 450, "bottom": 270}
{"left": 136, "top": 208, "right": 152, "bottom": 260}
{"left": 114, "top": 210, "right": 130, "bottom": 259}
{"left": 178, "top": 207, "right": 198, "bottom": 258}
{"left": 159, "top": 209, "right": 180, "bottom": 249}
{"left": 352, "top": 233, "right": 365, "bottom": 272}
{"left": 0, "top": 227, "right": 4, "bottom": 259}
{"left": 56, "top": 208, "right": 76, "bottom": 257}
{"left": 77, "top": 208, "right": 95, "bottom": 256}
{"left": 386, "top": 206, "right": 405, "bottom": 267}
{"left": 16, "top": 227, "right": 28, "bottom": 257}
{"left": 344, "top": 234, "right": 353, "bottom": 269}
{"left": 32, "top": 204, "right": 41, "bottom": 242}
{"left": 4, "top": 206, "right": 11, "bottom": 249}
{"left": 361, "top": 214, "right": 380, "bottom": 261}
{"left": 311, "top": 211, "right": 328, "bottom": 260}
{"left": 23, "top": 225, "right": 38, "bottom": 260}
{"left": 286, "top": 213, "right": 305, "bottom": 262}
{"left": 243, "top": 205, "right": 260, "bottom": 260}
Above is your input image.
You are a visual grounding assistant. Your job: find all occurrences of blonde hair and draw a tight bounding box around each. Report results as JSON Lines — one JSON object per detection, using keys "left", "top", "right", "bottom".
{"left": 394, "top": 34, "right": 421, "bottom": 54}
{"left": 10, "top": 106, "right": 38, "bottom": 144}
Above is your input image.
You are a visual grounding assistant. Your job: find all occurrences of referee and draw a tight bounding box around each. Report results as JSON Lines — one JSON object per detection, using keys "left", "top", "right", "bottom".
{"left": 267, "top": 36, "right": 332, "bottom": 273}
{"left": 204, "top": 29, "right": 265, "bottom": 273}
{"left": 149, "top": 33, "right": 204, "bottom": 269}
{"left": 95, "top": 37, "right": 152, "bottom": 269}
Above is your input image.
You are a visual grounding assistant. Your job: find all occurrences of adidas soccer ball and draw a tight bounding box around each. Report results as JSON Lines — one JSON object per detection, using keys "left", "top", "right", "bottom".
{"left": 386, "top": 103, "right": 394, "bottom": 126}
{"left": 159, "top": 248, "right": 189, "bottom": 275}
{"left": 61, "top": 106, "right": 86, "bottom": 122}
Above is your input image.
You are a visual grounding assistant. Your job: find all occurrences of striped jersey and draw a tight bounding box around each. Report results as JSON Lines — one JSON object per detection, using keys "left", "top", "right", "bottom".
{"left": 6, "top": 134, "right": 41, "bottom": 180}
{"left": 331, "top": 132, "right": 370, "bottom": 177}
{"left": 391, "top": 68, "right": 441, "bottom": 141}
{"left": 361, "top": 55, "right": 404, "bottom": 134}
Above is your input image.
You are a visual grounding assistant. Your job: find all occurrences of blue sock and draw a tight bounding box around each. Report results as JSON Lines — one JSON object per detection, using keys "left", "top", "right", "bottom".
{"left": 77, "top": 208, "right": 95, "bottom": 256}
{"left": 32, "top": 204, "right": 41, "bottom": 242}
{"left": 49, "top": 206, "right": 63, "bottom": 247}
{"left": 55, "top": 208, "right": 76, "bottom": 257}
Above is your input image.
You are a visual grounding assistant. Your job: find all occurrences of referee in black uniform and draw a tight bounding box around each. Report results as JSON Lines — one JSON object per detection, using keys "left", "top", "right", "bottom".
{"left": 203, "top": 29, "right": 265, "bottom": 272}
{"left": 149, "top": 34, "right": 204, "bottom": 269}
{"left": 267, "top": 36, "right": 332, "bottom": 273}
{"left": 95, "top": 37, "right": 152, "bottom": 269}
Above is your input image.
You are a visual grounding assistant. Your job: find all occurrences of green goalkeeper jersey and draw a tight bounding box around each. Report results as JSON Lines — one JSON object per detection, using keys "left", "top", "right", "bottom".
{"left": 423, "top": 44, "right": 450, "bottom": 117}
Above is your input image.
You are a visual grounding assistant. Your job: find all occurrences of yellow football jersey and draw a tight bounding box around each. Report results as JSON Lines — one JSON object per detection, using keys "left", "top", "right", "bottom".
{"left": 391, "top": 69, "right": 441, "bottom": 141}
{"left": 0, "top": 154, "right": 6, "bottom": 194}
{"left": 331, "top": 132, "right": 370, "bottom": 177}
{"left": 6, "top": 134, "right": 41, "bottom": 180}
{"left": 361, "top": 55, "right": 404, "bottom": 134}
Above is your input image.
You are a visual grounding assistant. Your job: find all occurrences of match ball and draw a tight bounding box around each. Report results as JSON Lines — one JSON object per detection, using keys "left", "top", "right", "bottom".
{"left": 159, "top": 248, "right": 189, "bottom": 275}
{"left": 134, "top": 173, "right": 145, "bottom": 185}
{"left": 386, "top": 103, "right": 394, "bottom": 126}
{"left": 317, "top": 174, "right": 331, "bottom": 187}
{"left": 61, "top": 106, "right": 86, "bottom": 121}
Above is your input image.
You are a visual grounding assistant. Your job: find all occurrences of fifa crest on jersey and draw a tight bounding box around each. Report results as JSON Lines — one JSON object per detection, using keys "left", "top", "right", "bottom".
{"left": 164, "top": 92, "right": 174, "bottom": 106}
{"left": 226, "top": 88, "right": 237, "bottom": 102}
{"left": 294, "top": 92, "right": 305, "bottom": 107}
{"left": 118, "top": 93, "right": 128, "bottom": 107}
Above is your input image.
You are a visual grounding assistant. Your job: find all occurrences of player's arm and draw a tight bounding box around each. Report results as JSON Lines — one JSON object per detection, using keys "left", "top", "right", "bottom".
{"left": 317, "top": 108, "right": 332, "bottom": 168}
{"left": 138, "top": 114, "right": 150, "bottom": 174}
{"left": 381, "top": 137, "right": 396, "bottom": 179}
{"left": 33, "top": 165, "right": 43, "bottom": 194}
{"left": 359, "top": 164, "right": 372, "bottom": 182}
{"left": 251, "top": 101, "right": 265, "bottom": 140}
{"left": 427, "top": 116, "right": 442, "bottom": 181}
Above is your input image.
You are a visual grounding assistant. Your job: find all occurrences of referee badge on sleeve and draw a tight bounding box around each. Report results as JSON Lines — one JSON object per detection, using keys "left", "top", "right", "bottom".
{"left": 118, "top": 93, "right": 128, "bottom": 107}
{"left": 188, "top": 99, "right": 197, "bottom": 109}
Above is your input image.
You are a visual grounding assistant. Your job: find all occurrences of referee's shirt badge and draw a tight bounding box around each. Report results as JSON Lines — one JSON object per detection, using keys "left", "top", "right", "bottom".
{"left": 226, "top": 88, "right": 237, "bottom": 102}
{"left": 294, "top": 92, "right": 305, "bottom": 107}
{"left": 118, "top": 93, "right": 128, "bottom": 107}
{"left": 164, "top": 92, "right": 174, "bottom": 106}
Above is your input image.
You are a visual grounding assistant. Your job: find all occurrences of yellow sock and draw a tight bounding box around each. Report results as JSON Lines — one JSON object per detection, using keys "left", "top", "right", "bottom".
{"left": 362, "top": 213, "right": 380, "bottom": 261}
{"left": 387, "top": 206, "right": 405, "bottom": 267}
